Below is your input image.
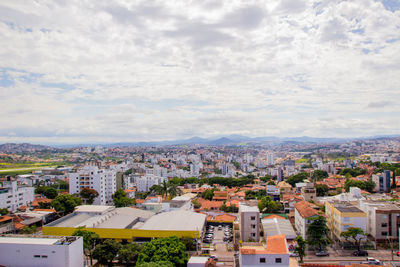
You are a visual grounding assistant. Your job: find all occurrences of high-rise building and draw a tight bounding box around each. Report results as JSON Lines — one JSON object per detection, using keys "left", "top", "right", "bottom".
{"left": 239, "top": 204, "right": 260, "bottom": 242}
{"left": 69, "top": 165, "right": 116, "bottom": 205}
{"left": 267, "top": 153, "right": 274, "bottom": 166}
{"left": 372, "top": 170, "right": 391, "bottom": 193}
{"left": 0, "top": 178, "right": 34, "bottom": 212}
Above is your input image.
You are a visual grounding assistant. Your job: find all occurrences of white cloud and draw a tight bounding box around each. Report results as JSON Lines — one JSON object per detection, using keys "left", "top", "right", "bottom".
{"left": 0, "top": 0, "right": 399, "bottom": 144}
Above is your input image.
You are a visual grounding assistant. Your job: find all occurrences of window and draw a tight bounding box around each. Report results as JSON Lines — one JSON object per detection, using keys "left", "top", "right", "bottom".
{"left": 275, "top": 258, "right": 282, "bottom": 263}
{"left": 34, "top": 255, "right": 40, "bottom": 258}
{"left": 251, "top": 216, "right": 256, "bottom": 220}
{"left": 259, "top": 258, "right": 266, "bottom": 263}
{"left": 251, "top": 233, "right": 256, "bottom": 237}
{"left": 252, "top": 224, "right": 256, "bottom": 229}
{"left": 382, "top": 231, "right": 388, "bottom": 236}
{"left": 382, "top": 223, "right": 388, "bottom": 227}
{"left": 41, "top": 255, "right": 48, "bottom": 258}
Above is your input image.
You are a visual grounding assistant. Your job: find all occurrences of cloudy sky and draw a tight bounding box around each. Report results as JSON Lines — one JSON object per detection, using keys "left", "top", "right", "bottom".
{"left": 0, "top": 0, "right": 400, "bottom": 144}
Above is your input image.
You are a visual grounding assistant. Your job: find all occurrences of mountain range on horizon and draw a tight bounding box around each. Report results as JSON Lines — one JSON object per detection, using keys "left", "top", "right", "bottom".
{"left": 0, "top": 134, "right": 399, "bottom": 150}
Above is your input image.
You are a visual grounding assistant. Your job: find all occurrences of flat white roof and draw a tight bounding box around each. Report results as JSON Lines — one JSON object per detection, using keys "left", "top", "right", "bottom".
{"left": 0, "top": 237, "right": 59, "bottom": 245}
{"left": 140, "top": 210, "right": 206, "bottom": 231}
{"left": 239, "top": 204, "right": 259, "bottom": 212}
{"left": 75, "top": 205, "right": 114, "bottom": 213}
{"left": 188, "top": 257, "right": 209, "bottom": 263}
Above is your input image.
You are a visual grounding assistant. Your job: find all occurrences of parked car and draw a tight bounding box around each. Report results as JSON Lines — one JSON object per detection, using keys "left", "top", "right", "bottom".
{"left": 209, "top": 255, "right": 218, "bottom": 261}
{"left": 290, "top": 252, "right": 299, "bottom": 257}
{"left": 218, "top": 225, "right": 223, "bottom": 230}
{"left": 315, "top": 251, "right": 329, "bottom": 256}
{"left": 364, "top": 258, "right": 380, "bottom": 265}
{"left": 354, "top": 250, "right": 368, "bottom": 256}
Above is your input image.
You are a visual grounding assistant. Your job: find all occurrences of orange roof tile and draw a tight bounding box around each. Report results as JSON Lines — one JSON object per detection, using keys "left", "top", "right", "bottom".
{"left": 266, "top": 234, "right": 288, "bottom": 254}
{"left": 32, "top": 209, "right": 56, "bottom": 212}
{"left": 263, "top": 214, "right": 286, "bottom": 220}
{"left": 0, "top": 216, "right": 13, "bottom": 223}
{"left": 294, "top": 200, "right": 319, "bottom": 218}
{"left": 213, "top": 214, "right": 237, "bottom": 222}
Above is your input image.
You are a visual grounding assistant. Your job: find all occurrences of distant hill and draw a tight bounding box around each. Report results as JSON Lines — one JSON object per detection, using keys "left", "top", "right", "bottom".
{"left": 0, "top": 143, "right": 59, "bottom": 153}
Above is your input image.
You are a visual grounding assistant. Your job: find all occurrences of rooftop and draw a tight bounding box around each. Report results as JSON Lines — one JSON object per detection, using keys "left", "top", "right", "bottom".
{"left": 0, "top": 236, "right": 80, "bottom": 246}
{"left": 74, "top": 205, "right": 114, "bottom": 214}
{"left": 335, "top": 205, "right": 364, "bottom": 213}
{"left": 262, "top": 218, "right": 296, "bottom": 240}
{"left": 294, "top": 200, "right": 319, "bottom": 218}
{"left": 140, "top": 210, "right": 206, "bottom": 231}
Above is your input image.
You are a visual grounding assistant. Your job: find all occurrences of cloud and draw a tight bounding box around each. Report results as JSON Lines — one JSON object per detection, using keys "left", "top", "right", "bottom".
{"left": 0, "top": 0, "right": 399, "bottom": 144}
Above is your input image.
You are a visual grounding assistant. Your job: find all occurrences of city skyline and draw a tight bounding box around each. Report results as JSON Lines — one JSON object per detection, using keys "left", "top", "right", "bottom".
{"left": 1, "top": 0, "right": 400, "bottom": 144}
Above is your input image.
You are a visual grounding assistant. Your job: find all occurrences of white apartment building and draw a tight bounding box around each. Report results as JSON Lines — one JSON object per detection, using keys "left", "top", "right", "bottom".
{"left": 239, "top": 204, "right": 260, "bottom": 242}
{"left": 0, "top": 179, "right": 34, "bottom": 212}
{"left": 0, "top": 235, "right": 83, "bottom": 267}
{"left": 294, "top": 200, "right": 319, "bottom": 239}
{"left": 136, "top": 175, "right": 166, "bottom": 192}
{"left": 69, "top": 165, "right": 116, "bottom": 205}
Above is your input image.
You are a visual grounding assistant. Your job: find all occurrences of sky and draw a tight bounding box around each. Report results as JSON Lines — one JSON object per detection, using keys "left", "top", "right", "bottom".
{"left": 0, "top": 0, "right": 400, "bottom": 144}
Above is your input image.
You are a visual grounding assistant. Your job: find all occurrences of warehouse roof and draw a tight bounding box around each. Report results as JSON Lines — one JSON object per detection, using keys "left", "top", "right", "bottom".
{"left": 261, "top": 218, "right": 296, "bottom": 240}
{"left": 140, "top": 210, "right": 206, "bottom": 231}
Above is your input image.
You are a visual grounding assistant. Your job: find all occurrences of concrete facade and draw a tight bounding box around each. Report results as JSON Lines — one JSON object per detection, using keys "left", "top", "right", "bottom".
{"left": 239, "top": 204, "right": 260, "bottom": 242}
{"left": 0, "top": 236, "right": 83, "bottom": 267}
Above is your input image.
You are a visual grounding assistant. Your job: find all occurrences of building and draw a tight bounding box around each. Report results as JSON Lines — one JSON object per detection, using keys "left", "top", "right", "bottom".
{"left": 0, "top": 235, "right": 83, "bottom": 267}
{"left": 372, "top": 170, "right": 391, "bottom": 193}
{"left": 261, "top": 217, "right": 296, "bottom": 240}
{"left": 0, "top": 179, "right": 34, "bottom": 212}
{"left": 43, "top": 205, "right": 205, "bottom": 240}
{"left": 240, "top": 234, "right": 290, "bottom": 267}
{"left": 301, "top": 183, "right": 316, "bottom": 202}
{"left": 136, "top": 175, "right": 165, "bottom": 192}
{"left": 239, "top": 204, "right": 260, "bottom": 242}
{"left": 277, "top": 181, "right": 292, "bottom": 193}
{"left": 294, "top": 200, "right": 320, "bottom": 239}
{"left": 69, "top": 165, "right": 116, "bottom": 205}
{"left": 325, "top": 202, "right": 367, "bottom": 241}
{"left": 0, "top": 215, "right": 14, "bottom": 234}
{"left": 359, "top": 200, "right": 400, "bottom": 242}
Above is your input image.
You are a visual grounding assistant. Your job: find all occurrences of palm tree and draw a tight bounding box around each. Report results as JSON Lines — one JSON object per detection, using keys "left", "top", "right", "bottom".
{"left": 167, "top": 184, "right": 182, "bottom": 199}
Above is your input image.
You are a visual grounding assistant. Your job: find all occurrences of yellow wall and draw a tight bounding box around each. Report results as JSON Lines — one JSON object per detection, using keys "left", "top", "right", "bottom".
{"left": 43, "top": 226, "right": 200, "bottom": 241}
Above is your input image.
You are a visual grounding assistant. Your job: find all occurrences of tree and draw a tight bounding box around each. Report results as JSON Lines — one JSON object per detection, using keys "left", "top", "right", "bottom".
{"left": 315, "top": 184, "right": 329, "bottom": 196}
{"left": 72, "top": 227, "right": 100, "bottom": 266}
{"left": 312, "top": 170, "right": 329, "bottom": 181}
{"left": 51, "top": 194, "right": 82, "bottom": 214}
{"left": 44, "top": 187, "right": 58, "bottom": 199}
{"left": 79, "top": 188, "right": 99, "bottom": 204}
{"left": 137, "top": 236, "right": 188, "bottom": 267}
{"left": 167, "top": 184, "right": 182, "bottom": 199}
{"left": 192, "top": 199, "right": 201, "bottom": 209}
{"left": 117, "top": 242, "right": 143, "bottom": 266}
{"left": 287, "top": 172, "right": 309, "bottom": 187}
{"left": 21, "top": 225, "right": 37, "bottom": 234}
{"left": 0, "top": 208, "right": 9, "bottom": 216}
{"left": 340, "top": 227, "right": 366, "bottom": 251}
{"left": 294, "top": 236, "right": 307, "bottom": 263}
{"left": 306, "top": 215, "right": 330, "bottom": 252}
{"left": 35, "top": 186, "right": 48, "bottom": 195}
{"left": 112, "top": 189, "right": 133, "bottom": 207}
{"left": 202, "top": 189, "right": 214, "bottom": 200}
{"left": 92, "top": 239, "right": 122, "bottom": 267}
{"left": 137, "top": 261, "right": 174, "bottom": 267}
{"left": 258, "top": 196, "right": 282, "bottom": 213}
{"left": 180, "top": 237, "right": 197, "bottom": 251}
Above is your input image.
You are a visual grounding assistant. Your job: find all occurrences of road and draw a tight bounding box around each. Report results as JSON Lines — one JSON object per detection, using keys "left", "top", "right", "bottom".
{"left": 303, "top": 246, "right": 399, "bottom": 265}
{"left": 210, "top": 226, "right": 235, "bottom": 266}
{"left": 0, "top": 166, "right": 57, "bottom": 173}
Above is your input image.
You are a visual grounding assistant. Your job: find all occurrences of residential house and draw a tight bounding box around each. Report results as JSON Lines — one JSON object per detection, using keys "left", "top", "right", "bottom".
{"left": 294, "top": 200, "right": 320, "bottom": 239}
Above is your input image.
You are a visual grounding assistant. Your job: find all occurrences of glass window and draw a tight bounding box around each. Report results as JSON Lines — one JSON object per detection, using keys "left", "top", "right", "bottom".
{"left": 260, "top": 258, "right": 266, "bottom": 263}
{"left": 276, "top": 258, "right": 282, "bottom": 263}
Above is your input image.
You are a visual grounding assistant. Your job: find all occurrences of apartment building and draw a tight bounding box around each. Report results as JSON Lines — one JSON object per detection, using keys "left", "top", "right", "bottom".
{"left": 136, "top": 174, "right": 166, "bottom": 192}
{"left": 359, "top": 200, "right": 400, "bottom": 242}
{"left": 0, "top": 178, "right": 34, "bottom": 212}
{"left": 240, "top": 234, "right": 290, "bottom": 267}
{"left": 294, "top": 200, "right": 319, "bottom": 239}
{"left": 301, "top": 183, "right": 316, "bottom": 201}
{"left": 0, "top": 235, "right": 83, "bottom": 267}
{"left": 325, "top": 202, "right": 366, "bottom": 241}
{"left": 372, "top": 170, "right": 391, "bottom": 193}
{"left": 239, "top": 204, "right": 260, "bottom": 242}
{"left": 69, "top": 165, "right": 116, "bottom": 205}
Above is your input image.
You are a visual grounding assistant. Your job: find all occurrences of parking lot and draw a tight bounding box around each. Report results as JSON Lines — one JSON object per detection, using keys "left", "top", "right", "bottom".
{"left": 203, "top": 225, "right": 235, "bottom": 266}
